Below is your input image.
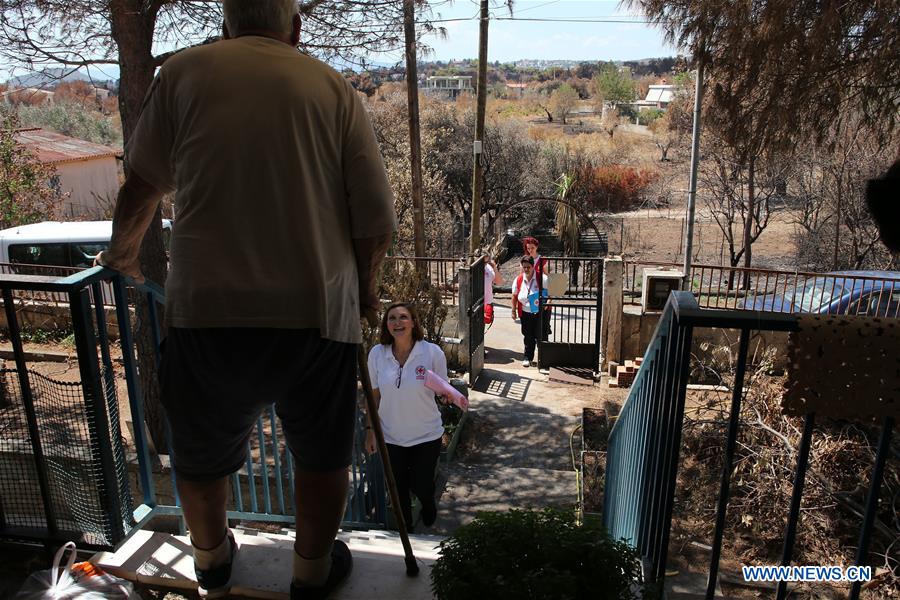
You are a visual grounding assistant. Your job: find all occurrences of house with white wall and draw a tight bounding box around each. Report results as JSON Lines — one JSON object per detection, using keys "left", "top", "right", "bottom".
{"left": 13, "top": 128, "right": 121, "bottom": 218}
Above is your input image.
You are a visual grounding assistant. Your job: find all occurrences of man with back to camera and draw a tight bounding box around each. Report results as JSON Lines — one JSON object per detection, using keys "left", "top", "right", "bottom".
{"left": 95, "top": 1, "right": 397, "bottom": 597}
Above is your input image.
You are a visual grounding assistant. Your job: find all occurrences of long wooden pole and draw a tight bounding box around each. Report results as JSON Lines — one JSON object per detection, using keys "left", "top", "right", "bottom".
{"left": 356, "top": 345, "right": 419, "bottom": 576}
{"left": 469, "top": 0, "right": 489, "bottom": 256}
{"left": 404, "top": 0, "right": 426, "bottom": 259}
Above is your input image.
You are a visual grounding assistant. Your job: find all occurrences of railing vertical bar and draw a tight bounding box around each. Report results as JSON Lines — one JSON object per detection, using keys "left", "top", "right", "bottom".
{"left": 2, "top": 288, "right": 58, "bottom": 537}
{"left": 269, "top": 407, "right": 285, "bottom": 514}
{"left": 775, "top": 412, "right": 816, "bottom": 600}
{"left": 69, "top": 287, "right": 125, "bottom": 544}
{"left": 705, "top": 328, "right": 751, "bottom": 600}
{"left": 286, "top": 448, "right": 296, "bottom": 510}
{"left": 715, "top": 267, "right": 724, "bottom": 309}
{"left": 232, "top": 473, "right": 244, "bottom": 512}
{"left": 654, "top": 319, "right": 693, "bottom": 582}
{"left": 111, "top": 276, "right": 155, "bottom": 507}
{"left": 256, "top": 416, "right": 272, "bottom": 514}
{"left": 848, "top": 416, "right": 894, "bottom": 600}
{"left": 645, "top": 314, "right": 678, "bottom": 563}
{"left": 246, "top": 441, "right": 259, "bottom": 513}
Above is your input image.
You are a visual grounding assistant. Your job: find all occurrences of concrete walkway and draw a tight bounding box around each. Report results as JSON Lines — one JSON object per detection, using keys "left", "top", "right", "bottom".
{"left": 431, "top": 297, "right": 614, "bottom": 535}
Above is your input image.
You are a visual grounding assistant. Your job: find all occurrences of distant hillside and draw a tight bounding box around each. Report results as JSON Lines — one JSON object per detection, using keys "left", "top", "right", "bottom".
{"left": 7, "top": 68, "right": 116, "bottom": 90}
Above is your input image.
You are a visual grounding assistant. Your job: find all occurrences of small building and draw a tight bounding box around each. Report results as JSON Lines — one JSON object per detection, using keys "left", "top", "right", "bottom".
{"left": 13, "top": 128, "right": 121, "bottom": 219}
{"left": 635, "top": 84, "right": 675, "bottom": 111}
{"left": 505, "top": 82, "right": 528, "bottom": 99}
{"left": 423, "top": 76, "right": 474, "bottom": 100}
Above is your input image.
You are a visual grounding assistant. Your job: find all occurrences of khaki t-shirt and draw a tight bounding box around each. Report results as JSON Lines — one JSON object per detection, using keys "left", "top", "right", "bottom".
{"left": 127, "top": 36, "right": 396, "bottom": 344}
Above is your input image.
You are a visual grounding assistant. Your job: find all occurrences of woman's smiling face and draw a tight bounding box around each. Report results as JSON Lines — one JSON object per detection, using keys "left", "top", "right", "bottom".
{"left": 525, "top": 241, "right": 538, "bottom": 256}
{"left": 387, "top": 306, "right": 414, "bottom": 340}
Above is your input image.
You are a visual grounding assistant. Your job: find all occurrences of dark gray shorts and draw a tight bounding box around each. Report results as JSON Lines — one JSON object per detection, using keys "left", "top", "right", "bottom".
{"left": 159, "top": 327, "right": 357, "bottom": 481}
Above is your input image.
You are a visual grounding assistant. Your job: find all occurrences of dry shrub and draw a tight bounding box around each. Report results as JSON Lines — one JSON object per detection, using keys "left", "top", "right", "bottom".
{"left": 676, "top": 353, "right": 899, "bottom": 598}
{"left": 364, "top": 259, "right": 450, "bottom": 349}
{"left": 576, "top": 164, "right": 658, "bottom": 213}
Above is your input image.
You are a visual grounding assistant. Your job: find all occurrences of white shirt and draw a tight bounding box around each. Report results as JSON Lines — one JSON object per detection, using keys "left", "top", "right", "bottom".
{"left": 484, "top": 263, "right": 495, "bottom": 304}
{"left": 515, "top": 272, "right": 548, "bottom": 314}
{"left": 367, "top": 340, "right": 448, "bottom": 447}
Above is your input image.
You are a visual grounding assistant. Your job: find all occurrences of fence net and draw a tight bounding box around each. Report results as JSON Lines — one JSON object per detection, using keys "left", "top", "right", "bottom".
{"left": 0, "top": 367, "right": 132, "bottom": 546}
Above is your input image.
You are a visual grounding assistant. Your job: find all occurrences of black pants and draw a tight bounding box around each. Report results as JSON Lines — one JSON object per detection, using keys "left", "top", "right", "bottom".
{"left": 520, "top": 311, "right": 540, "bottom": 361}
{"left": 386, "top": 437, "right": 442, "bottom": 529}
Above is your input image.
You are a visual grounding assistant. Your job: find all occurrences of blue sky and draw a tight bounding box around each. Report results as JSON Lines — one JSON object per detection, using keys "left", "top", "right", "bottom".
{"left": 400, "top": 0, "right": 676, "bottom": 64}
{"left": 1, "top": 1, "right": 677, "bottom": 81}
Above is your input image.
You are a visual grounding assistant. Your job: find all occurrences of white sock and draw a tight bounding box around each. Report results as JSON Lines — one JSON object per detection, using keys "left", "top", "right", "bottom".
{"left": 192, "top": 530, "right": 232, "bottom": 571}
{"left": 293, "top": 545, "right": 333, "bottom": 587}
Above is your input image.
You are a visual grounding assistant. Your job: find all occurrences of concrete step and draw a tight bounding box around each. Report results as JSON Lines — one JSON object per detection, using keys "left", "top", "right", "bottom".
{"left": 91, "top": 527, "right": 444, "bottom": 599}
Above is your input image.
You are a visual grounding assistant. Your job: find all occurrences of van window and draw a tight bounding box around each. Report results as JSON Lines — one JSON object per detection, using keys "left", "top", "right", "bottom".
{"left": 9, "top": 243, "right": 69, "bottom": 267}
{"left": 70, "top": 242, "right": 108, "bottom": 268}
{"left": 8, "top": 241, "right": 109, "bottom": 270}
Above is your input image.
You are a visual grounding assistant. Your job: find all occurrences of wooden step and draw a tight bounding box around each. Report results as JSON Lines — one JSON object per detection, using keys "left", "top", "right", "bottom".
{"left": 91, "top": 528, "right": 443, "bottom": 599}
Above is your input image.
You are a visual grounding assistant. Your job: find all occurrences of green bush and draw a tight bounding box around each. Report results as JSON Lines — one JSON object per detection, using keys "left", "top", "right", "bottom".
{"left": 431, "top": 508, "right": 644, "bottom": 600}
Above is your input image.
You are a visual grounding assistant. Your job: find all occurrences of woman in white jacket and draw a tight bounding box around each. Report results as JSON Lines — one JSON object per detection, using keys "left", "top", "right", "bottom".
{"left": 366, "top": 302, "right": 448, "bottom": 530}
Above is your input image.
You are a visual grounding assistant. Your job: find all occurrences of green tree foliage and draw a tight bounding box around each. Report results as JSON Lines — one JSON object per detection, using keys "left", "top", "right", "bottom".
{"left": 549, "top": 83, "right": 579, "bottom": 124}
{"left": 0, "top": 112, "right": 65, "bottom": 229}
{"left": 17, "top": 102, "right": 122, "bottom": 147}
{"left": 592, "top": 62, "right": 635, "bottom": 106}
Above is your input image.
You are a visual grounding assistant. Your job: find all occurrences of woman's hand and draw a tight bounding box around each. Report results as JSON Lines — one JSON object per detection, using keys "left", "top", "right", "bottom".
{"left": 365, "top": 428, "right": 377, "bottom": 455}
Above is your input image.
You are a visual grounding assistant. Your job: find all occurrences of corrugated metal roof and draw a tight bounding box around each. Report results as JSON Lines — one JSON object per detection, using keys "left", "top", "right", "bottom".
{"left": 12, "top": 128, "right": 121, "bottom": 165}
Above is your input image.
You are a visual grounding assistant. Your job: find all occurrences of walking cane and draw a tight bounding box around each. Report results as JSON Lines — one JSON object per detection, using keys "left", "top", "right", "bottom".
{"left": 356, "top": 344, "right": 420, "bottom": 576}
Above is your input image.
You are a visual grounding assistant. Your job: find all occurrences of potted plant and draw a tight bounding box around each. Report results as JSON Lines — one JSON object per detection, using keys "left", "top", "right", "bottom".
{"left": 431, "top": 508, "right": 646, "bottom": 600}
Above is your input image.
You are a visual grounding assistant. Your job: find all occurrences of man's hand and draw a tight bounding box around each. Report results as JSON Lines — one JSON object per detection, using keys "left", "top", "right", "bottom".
{"left": 94, "top": 250, "right": 146, "bottom": 284}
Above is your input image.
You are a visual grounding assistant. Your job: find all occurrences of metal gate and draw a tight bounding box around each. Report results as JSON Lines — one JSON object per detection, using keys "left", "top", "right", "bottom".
{"left": 467, "top": 256, "right": 486, "bottom": 382}
{"left": 537, "top": 256, "right": 603, "bottom": 373}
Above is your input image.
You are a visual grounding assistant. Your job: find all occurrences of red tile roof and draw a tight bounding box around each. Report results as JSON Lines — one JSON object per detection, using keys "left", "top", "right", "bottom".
{"left": 12, "top": 128, "right": 121, "bottom": 165}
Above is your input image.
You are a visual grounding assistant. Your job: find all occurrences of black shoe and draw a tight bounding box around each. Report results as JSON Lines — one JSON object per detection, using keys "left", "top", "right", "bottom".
{"left": 421, "top": 498, "right": 437, "bottom": 527}
{"left": 290, "top": 540, "right": 353, "bottom": 600}
{"left": 195, "top": 530, "right": 237, "bottom": 598}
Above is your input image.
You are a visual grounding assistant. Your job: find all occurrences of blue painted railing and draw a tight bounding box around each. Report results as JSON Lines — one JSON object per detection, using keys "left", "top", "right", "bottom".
{"left": 603, "top": 292, "right": 895, "bottom": 600}
{"left": 0, "top": 266, "right": 386, "bottom": 548}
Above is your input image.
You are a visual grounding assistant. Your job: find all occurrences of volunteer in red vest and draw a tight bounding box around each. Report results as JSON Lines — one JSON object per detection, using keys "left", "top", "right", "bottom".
{"left": 511, "top": 256, "right": 549, "bottom": 367}
{"left": 522, "top": 236, "right": 552, "bottom": 340}
{"left": 366, "top": 302, "right": 449, "bottom": 531}
{"left": 483, "top": 253, "right": 504, "bottom": 326}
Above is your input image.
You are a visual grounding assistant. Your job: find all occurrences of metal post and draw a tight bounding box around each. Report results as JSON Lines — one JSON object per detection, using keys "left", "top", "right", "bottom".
{"left": 682, "top": 56, "right": 705, "bottom": 287}
{"left": 2, "top": 289, "right": 58, "bottom": 537}
{"left": 469, "top": 0, "right": 489, "bottom": 256}
{"left": 775, "top": 413, "right": 816, "bottom": 600}
{"left": 70, "top": 287, "right": 125, "bottom": 543}
{"left": 848, "top": 416, "right": 894, "bottom": 600}
{"left": 706, "top": 328, "right": 751, "bottom": 599}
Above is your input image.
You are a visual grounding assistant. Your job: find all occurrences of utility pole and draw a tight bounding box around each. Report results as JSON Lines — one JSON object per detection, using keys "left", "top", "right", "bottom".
{"left": 469, "top": 0, "right": 489, "bottom": 257}
{"left": 682, "top": 55, "right": 705, "bottom": 286}
{"left": 404, "top": 0, "right": 426, "bottom": 258}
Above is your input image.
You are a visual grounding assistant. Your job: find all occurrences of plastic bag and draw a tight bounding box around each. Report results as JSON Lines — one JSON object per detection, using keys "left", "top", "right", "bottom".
{"left": 16, "top": 541, "right": 137, "bottom": 599}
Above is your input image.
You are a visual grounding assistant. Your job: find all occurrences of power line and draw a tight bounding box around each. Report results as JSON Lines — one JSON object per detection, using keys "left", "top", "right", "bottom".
{"left": 494, "top": 16, "right": 649, "bottom": 23}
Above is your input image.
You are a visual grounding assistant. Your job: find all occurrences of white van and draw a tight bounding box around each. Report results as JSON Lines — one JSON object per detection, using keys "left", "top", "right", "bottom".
{"left": 0, "top": 220, "right": 172, "bottom": 270}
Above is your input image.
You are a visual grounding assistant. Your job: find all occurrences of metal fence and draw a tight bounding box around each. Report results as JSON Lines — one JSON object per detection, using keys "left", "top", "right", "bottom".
{"left": 382, "top": 256, "right": 462, "bottom": 305}
{"left": 604, "top": 292, "right": 895, "bottom": 599}
{"left": 0, "top": 267, "right": 387, "bottom": 549}
{"left": 623, "top": 261, "right": 900, "bottom": 318}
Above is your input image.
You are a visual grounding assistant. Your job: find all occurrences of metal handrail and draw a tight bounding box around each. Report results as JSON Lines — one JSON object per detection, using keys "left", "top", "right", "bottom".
{"left": 603, "top": 291, "right": 894, "bottom": 597}
{"left": 0, "top": 267, "right": 387, "bottom": 548}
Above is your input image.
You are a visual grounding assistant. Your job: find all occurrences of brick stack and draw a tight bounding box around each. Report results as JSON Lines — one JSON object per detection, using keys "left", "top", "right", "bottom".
{"left": 608, "top": 357, "right": 643, "bottom": 388}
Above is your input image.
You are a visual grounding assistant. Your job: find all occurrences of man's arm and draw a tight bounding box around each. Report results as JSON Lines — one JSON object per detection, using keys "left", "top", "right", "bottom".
{"left": 95, "top": 170, "right": 165, "bottom": 282}
{"left": 353, "top": 232, "right": 392, "bottom": 326}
